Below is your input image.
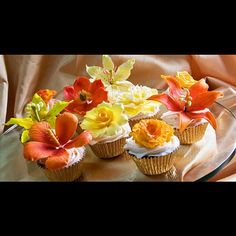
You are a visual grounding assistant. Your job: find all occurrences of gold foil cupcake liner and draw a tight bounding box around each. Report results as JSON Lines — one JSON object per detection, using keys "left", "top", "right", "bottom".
{"left": 90, "top": 138, "right": 126, "bottom": 159}
{"left": 129, "top": 112, "right": 161, "bottom": 129}
{"left": 174, "top": 123, "right": 208, "bottom": 145}
{"left": 129, "top": 149, "right": 178, "bottom": 175}
{"left": 37, "top": 152, "right": 86, "bottom": 182}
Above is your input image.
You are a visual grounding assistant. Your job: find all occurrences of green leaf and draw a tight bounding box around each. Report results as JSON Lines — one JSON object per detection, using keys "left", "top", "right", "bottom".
{"left": 102, "top": 55, "right": 114, "bottom": 70}
{"left": 21, "top": 130, "right": 30, "bottom": 143}
{"left": 5, "top": 118, "right": 34, "bottom": 129}
{"left": 45, "top": 101, "right": 71, "bottom": 120}
{"left": 114, "top": 58, "right": 135, "bottom": 82}
{"left": 32, "top": 93, "right": 47, "bottom": 109}
{"left": 25, "top": 93, "right": 47, "bottom": 121}
{"left": 47, "top": 116, "right": 56, "bottom": 128}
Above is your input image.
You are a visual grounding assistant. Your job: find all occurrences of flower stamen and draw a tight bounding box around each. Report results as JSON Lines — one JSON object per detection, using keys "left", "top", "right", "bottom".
{"left": 46, "top": 129, "right": 60, "bottom": 147}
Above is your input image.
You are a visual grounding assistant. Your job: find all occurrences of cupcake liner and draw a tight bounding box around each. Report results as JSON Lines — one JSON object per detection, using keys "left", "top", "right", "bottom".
{"left": 129, "top": 112, "right": 161, "bottom": 129}
{"left": 128, "top": 148, "right": 179, "bottom": 175}
{"left": 174, "top": 123, "right": 208, "bottom": 145}
{"left": 90, "top": 138, "right": 126, "bottom": 159}
{"left": 37, "top": 152, "right": 86, "bottom": 182}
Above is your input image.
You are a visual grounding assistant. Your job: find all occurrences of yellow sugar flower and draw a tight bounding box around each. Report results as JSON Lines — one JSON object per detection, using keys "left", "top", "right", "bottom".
{"left": 131, "top": 119, "right": 174, "bottom": 149}
{"left": 80, "top": 102, "right": 128, "bottom": 138}
{"left": 162, "top": 71, "right": 197, "bottom": 89}
{"left": 109, "top": 85, "right": 161, "bottom": 118}
{"left": 86, "top": 55, "right": 135, "bottom": 92}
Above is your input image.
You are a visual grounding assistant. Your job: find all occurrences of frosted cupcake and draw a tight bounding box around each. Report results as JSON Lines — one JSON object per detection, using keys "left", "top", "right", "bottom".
{"left": 148, "top": 74, "right": 223, "bottom": 144}
{"left": 125, "top": 119, "right": 180, "bottom": 175}
{"left": 23, "top": 112, "right": 92, "bottom": 181}
{"left": 81, "top": 102, "right": 130, "bottom": 159}
{"left": 63, "top": 77, "right": 108, "bottom": 134}
{"left": 109, "top": 85, "right": 161, "bottom": 129}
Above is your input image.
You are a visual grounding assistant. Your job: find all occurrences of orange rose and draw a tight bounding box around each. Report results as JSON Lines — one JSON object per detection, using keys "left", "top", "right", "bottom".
{"left": 130, "top": 119, "right": 174, "bottom": 148}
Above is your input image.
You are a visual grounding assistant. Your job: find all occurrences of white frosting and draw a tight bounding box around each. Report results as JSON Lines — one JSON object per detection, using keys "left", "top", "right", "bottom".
{"left": 161, "top": 109, "right": 209, "bottom": 129}
{"left": 124, "top": 136, "right": 180, "bottom": 158}
{"left": 129, "top": 106, "right": 160, "bottom": 121}
{"left": 90, "top": 123, "right": 131, "bottom": 145}
{"left": 65, "top": 147, "right": 85, "bottom": 167}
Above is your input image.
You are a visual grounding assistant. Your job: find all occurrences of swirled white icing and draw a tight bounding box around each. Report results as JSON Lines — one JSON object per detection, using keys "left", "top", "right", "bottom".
{"left": 89, "top": 123, "right": 131, "bottom": 145}
{"left": 66, "top": 146, "right": 85, "bottom": 167}
{"left": 161, "top": 109, "right": 209, "bottom": 129}
{"left": 124, "top": 136, "right": 180, "bottom": 158}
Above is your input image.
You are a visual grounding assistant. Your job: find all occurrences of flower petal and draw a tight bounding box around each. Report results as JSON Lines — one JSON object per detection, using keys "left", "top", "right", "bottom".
{"left": 64, "top": 131, "right": 92, "bottom": 149}
{"left": 189, "top": 79, "right": 209, "bottom": 99}
{"left": 114, "top": 58, "right": 135, "bottom": 82}
{"left": 37, "top": 89, "right": 57, "bottom": 104}
{"left": 44, "top": 149, "right": 70, "bottom": 170}
{"left": 179, "top": 112, "right": 193, "bottom": 133}
{"left": 102, "top": 55, "right": 114, "bottom": 70}
{"left": 23, "top": 141, "right": 59, "bottom": 161}
{"left": 55, "top": 112, "right": 78, "bottom": 145}
{"left": 186, "top": 111, "right": 217, "bottom": 129}
{"left": 90, "top": 87, "right": 108, "bottom": 108}
{"left": 90, "top": 79, "right": 106, "bottom": 93}
{"left": 64, "top": 100, "right": 84, "bottom": 115}
{"left": 73, "top": 77, "right": 91, "bottom": 92}
{"left": 148, "top": 94, "right": 183, "bottom": 111}
{"left": 187, "top": 91, "right": 224, "bottom": 112}
{"left": 162, "top": 75, "right": 183, "bottom": 100}
{"left": 29, "top": 122, "right": 60, "bottom": 146}
{"left": 64, "top": 86, "right": 78, "bottom": 101}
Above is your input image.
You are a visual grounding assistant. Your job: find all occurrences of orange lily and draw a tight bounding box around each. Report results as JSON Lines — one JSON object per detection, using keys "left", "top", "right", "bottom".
{"left": 23, "top": 112, "right": 92, "bottom": 170}
{"left": 148, "top": 76, "right": 223, "bottom": 133}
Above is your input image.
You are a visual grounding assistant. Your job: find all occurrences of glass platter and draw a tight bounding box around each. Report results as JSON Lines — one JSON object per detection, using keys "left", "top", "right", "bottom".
{"left": 0, "top": 101, "right": 236, "bottom": 182}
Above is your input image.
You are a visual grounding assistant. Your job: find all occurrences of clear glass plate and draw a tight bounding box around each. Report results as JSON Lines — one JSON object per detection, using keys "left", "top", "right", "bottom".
{"left": 0, "top": 102, "right": 236, "bottom": 181}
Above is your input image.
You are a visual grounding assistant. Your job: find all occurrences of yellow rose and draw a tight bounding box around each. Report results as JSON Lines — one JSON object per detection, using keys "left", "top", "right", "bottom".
{"left": 131, "top": 119, "right": 174, "bottom": 148}
{"left": 161, "top": 71, "right": 197, "bottom": 89}
{"left": 109, "top": 85, "right": 161, "bottom": 118}
{"left": 176, "top": 71, "right": 197, "bottom": 89}
{"left": 80, "top": 102, "right": 128, "bottom": 138}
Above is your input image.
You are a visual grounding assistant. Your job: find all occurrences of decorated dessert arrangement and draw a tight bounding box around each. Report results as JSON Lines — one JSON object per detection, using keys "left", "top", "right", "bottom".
{"left": 4, "top": 56, "right": 224, "bottom": 180}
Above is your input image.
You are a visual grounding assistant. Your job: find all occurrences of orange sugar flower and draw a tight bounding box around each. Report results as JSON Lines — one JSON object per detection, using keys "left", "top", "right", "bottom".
{"left": 37, "top": 89, "right": 57, "bottom": 104}
{"left": 23, "top": 112, "right": 92, "bottom": 170}
{"left": 63, "top": 77, "right": 108, "bottom": 116}
{"left": 148, "top": 76, "right": 223, "bottom": 133}
{"left": 131, "top": 119, "right": 174, "bottom": 148}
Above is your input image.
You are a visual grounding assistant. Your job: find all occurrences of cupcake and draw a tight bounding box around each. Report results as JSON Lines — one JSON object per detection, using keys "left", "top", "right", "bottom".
{"left": 109, "top": 85, "right": 161, "bottom": 128}
{"left": 125, "top": 119, "right": 180, "bottom": 175}
{"left": 148, "top": 74, "right": 223, "bottom": 144}
{"left": 23, "top": 112, "right": 92, "bottom": 181}
{"left": 63, "top": 77, "right": 108, "bottom": 134}
{"left": 80, "top": 102, "right": 130, "bottom": 159}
